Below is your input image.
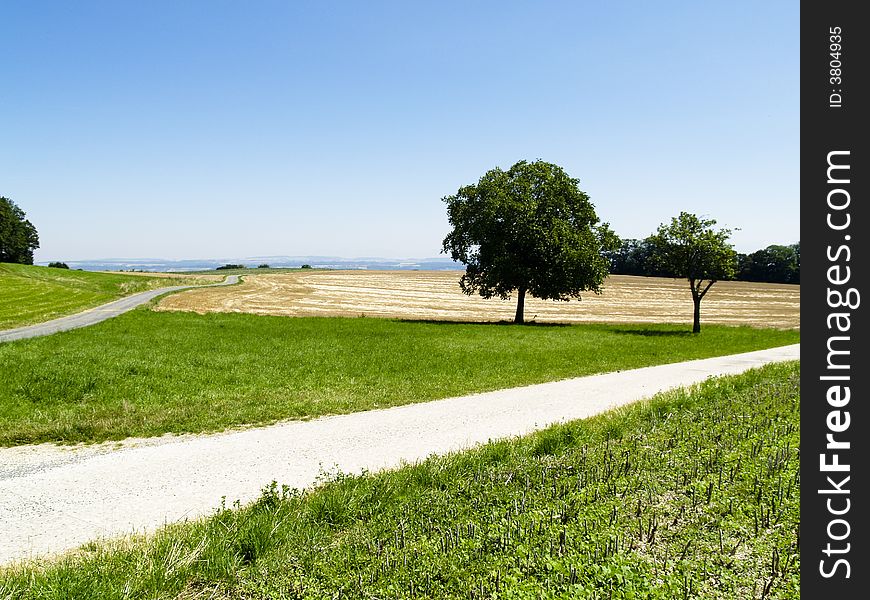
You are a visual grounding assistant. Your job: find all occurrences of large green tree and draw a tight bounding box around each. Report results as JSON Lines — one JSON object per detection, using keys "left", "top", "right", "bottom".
{"left": 442, "top": 160, "right": 616, "bottom": 324}
{"left": 0, "top": 197, "right": 40, "bottom": 265}
{"left": 648, "top": 212, "right": 737, "bottom": 333}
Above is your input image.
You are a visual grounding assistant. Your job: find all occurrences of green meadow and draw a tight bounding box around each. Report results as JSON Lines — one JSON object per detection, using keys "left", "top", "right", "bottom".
{"left": 0, "top": 310, "right": 798, "bottom": 446}
{"left": 0, "top": 263, "right": 206, "bottom": 330}
{"left": 1, "top": 362, "right": 800, "bottom": 599}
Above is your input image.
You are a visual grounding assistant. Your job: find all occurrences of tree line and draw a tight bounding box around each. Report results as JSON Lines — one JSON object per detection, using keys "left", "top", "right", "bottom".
{"left": 607, "top": 238, "right": 800, "bottom": 284}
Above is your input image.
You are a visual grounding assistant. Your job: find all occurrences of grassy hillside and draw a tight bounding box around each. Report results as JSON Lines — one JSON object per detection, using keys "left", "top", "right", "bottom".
{"left": 0, "top": 362, "right": 800, "bottom": 599}
{"left": 0, "top": 263, "right": 208, "bottom": 330}
{"left": 0, "top": 311, "right": 799, "bottom": 445}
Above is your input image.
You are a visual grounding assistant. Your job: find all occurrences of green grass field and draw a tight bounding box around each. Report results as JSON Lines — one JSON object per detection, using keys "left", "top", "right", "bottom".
{"left": 0, "top": 362, "right": 800, "bottom": 599}
{"left": 0, "top": 263, "right": 208, "bottom": 330}
{"left": 0, "top": 310, "right": 799, "bottom": 446}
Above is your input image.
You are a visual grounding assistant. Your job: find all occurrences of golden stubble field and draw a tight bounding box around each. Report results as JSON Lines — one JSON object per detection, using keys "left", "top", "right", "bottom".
{"left": 153, "top": 270, "right": 800, "bottom": 329}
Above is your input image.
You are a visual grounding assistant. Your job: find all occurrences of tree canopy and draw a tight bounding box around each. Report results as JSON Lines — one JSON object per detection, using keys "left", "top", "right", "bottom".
{"left": 442, "top": 160, "right": 616, "bottom": 323}
{"left": 605, "top": 237, "right": 662, "bottom": 277}
{"left": 0, "top": 197, "right": 40, "bottom": 265}
{"left": 608, "top": 237, "right": 799, "bottom": 285}
{"left": 648, "top": 212, "right": 737, "bottom": 333}
{"left": 737, "top": 243, "right": 800, "bottom": 284}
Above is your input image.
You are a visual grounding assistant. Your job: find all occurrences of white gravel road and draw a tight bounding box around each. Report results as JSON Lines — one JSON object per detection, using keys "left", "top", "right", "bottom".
{"left": 0, "top": 343, "right": 799, "bottom": 564}
{"left": 0, "top": 275, "right": 239, "bottom": 343}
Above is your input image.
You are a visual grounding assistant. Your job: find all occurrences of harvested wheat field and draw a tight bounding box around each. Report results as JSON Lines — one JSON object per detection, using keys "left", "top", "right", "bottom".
{"left": 154, "top": 271, "right": 799, "bottom": 328}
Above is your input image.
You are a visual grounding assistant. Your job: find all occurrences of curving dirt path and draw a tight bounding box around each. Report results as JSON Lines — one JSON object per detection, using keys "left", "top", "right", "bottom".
{"left": 0, "top": 275, "right": 239, "bottom": 343}
{"left": 0, "top": 343, "right": 799, "bottom": 564}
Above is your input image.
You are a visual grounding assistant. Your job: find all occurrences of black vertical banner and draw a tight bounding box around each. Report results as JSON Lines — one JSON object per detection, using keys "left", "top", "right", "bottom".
{"left": 802, "top": 0, "right": 868, "bottom": 597}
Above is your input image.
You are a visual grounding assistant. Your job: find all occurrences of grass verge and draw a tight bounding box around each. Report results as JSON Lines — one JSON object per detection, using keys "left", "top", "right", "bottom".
{"left": 0, "top": 311, "right": 799, "bottom": 446}
{"left": 0, "top": 263, "right": 210, "bottom": 330}
{"left": 0, "top": 361, "right": 800, "bottom": 599}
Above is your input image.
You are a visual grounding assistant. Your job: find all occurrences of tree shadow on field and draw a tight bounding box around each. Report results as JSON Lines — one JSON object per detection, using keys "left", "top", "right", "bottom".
{"left": 396, "top": 318, "right": 571, "bottom": 328}
{"left": 609, "top": 328, "right": 693, "bottom": 337}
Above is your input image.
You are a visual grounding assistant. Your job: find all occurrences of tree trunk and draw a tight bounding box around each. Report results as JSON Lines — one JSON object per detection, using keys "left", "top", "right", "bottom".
{"left": 514, "top": 287, "right": 526, "bottom": 324}
{"left": 692, "top": 296, "right": 701, "bottom": 334}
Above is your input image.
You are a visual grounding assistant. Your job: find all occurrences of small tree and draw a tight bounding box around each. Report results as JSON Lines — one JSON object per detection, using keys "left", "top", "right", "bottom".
{"left": 48, "top": 261, "right": 70, "bottom": 269}
{"left": 649, "top": 212, "right": 737, "bottom": 333}
{"left": 442, "top": 160, "right": 616, "bottom": 324}
{"left": 0, "top": 197, "right": 40, "bottom": 265}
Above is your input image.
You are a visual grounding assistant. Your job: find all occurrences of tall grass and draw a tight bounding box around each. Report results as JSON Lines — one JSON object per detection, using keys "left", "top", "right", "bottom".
{"left": 1, "top": 362, "right": 801, "bottom": 599}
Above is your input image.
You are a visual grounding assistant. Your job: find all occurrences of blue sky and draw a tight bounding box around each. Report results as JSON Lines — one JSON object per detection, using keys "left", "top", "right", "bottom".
{"left": 1, "top": 1, "right": 798, "bottom": 261}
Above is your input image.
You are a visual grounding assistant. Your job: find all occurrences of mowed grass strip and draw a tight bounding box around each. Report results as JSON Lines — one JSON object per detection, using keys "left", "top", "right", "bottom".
{"left": 0, "top": 310, "right": 799, "bottom": 446}
{"left": 0, "top": 263, "right": 207, "bottom": 330}
{"left": 0, "top": 362, "right": 801, "bottom": 599}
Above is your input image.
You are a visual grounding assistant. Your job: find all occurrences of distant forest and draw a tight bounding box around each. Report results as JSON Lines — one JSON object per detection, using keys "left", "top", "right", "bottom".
{"left": 607, "top": 240, "right": 800, "bottom": 285}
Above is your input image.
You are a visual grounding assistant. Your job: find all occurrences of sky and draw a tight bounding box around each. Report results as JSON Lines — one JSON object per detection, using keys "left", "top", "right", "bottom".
{"left": 0, "top": 1, "right": 799, "bottom": 262}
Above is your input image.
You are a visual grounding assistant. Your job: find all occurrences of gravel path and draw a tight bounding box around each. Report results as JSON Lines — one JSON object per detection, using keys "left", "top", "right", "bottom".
{"left": 0, "top": 275, "right": 239, "bottom": 343}
{"left": 0, "top": 343, "right": 799, "bottom": 564}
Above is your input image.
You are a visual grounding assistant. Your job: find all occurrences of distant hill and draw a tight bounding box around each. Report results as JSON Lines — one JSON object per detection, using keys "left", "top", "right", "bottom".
{"left": 34, "top": 256, "right": 465, "bottom": 272}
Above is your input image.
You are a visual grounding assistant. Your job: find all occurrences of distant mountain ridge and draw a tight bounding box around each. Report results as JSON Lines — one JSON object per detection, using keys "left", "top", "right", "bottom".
{"left": 34, "top": 256, "right": 464, "bottom": 272}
